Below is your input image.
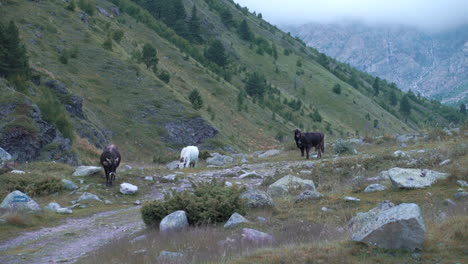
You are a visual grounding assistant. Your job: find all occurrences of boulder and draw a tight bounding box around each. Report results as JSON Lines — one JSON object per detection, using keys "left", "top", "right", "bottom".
{"left": 96, "top": 6, "right": 110, "bottom": 17}
{"left": 56, "top": 208, "right": 73, "bottom": 214}
{"left": 295, "top": 190, "right": 323, "bottom": 202}
{"left": 72, "top": 166, "right": 101, "bottom": 176}
{"left": 240, "top": 189, "right": 275, "bottom": 208}
{"left": 241, "top": 228, "right": 273, "bottom": 243}
{"left": 144, "top": 176, "right": 154, "bottom": 181}
{"left": 62, "top": 179, "right": 78, "bottom": 190}
{"left": 11, "top": 170, "right": 25, "bottom": 174}
{"left": 364, "top": 184, "right": 386, "bottom": 193}
{"left": 224, "top": 212, "right": 249, "bottom": 228}
{"left": 388, "top": 168, "right": 449, "bottom": 189}
{"left": 267, "top": 175, "right": 316, "bottom": 197}
{"left": 345, "top": 196, "right": 361, "bottom": 202}
{"left": 159, "top": 251, "right": 184, "bottom": 259}
{"left": 439, "top": 159, "right": 450, "bottom": 166}
{"left": 160, "top": 210, "right": 189, "bottom": 232}
{"left": 454, "top": 190, "right": 468, "bottom": 200}
{"left": 393, "top": 150, "right": 408, "bottom": 158}
{"left": 351, "top": 202, "right": 425, "bottom": 251}
{"left": 166, "top": 160, "right": 179, "bottom": 170}
{"left": 161, "top": 174, "right": 177, "bottom": 182}
{"left": 120, "top": 183, "right": 138, "bottom": 194}
{"left": 258, "top": 149, "right": 280, "bottom": 158}
{"left": 77, "top": 192, "right": 102, "bottom": 202}
{"left": 206, "top": 153, "right": 233, "bottom": 166}
{"left": 457, "top": 180, "right": 468, "bottom": 187}
{"left": 0, "top": 190, "right": 41, "bottom": 211}
{"left": 45, "top": 202, "right": 61, "bottom": 212}
{"left": 303, "top": 161, "right": 314, "bottom": 169}
{"left": 0, "top": 147, "right": 12, "bottom": 162}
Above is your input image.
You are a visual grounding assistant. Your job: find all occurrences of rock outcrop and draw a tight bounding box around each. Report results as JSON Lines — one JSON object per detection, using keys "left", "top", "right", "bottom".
{"left": 0, "top": 190, "right": 41, "bottom": 211}
{"left": 159, "top": 210, "right": 189, "bottom": 232}
{"left": 267, "top": 175, "right": 316, "bottom": 197}
{"left": 386, "top": 168, "right": 449, "bottom": 189}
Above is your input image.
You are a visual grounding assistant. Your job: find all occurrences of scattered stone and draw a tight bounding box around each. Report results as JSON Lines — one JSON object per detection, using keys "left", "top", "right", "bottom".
{"left": 388, "top": 168, "right": 449, "bottom": 189}
{"left": 256, "top": 216, "right": 267, "bottom": 223}
{"left": 134, "top": 200, "right": 141, "bottom": 206}
{"left": 457, "top": 180, "right": 468, "bottom": 187}
{"left": 295, "top": 190, "right": 323, "bottom": 202}
{"left": 206, "top": 153, "right": 233, "bottom": 166}
{"left": 364, "top": 184, "right": 386, "bottom": 193}
{"left": 56, "top": 208, "right": 72, "bottom": 214}
{"left": 79, "top": 180, "right": 85, "bottom": 184}
{"left": 258, "top": 149, "right": 280, "bottom": 158}
{"left": 62, "top": 179, "right": 78, "bottom": 190}
{"left": 351, "top": 202, "right": 425, "bottom": 251}
{"left": 77, "top": 192, "right": 102, "bottom": 202}
{"left": 159, "top": 251, "right": 184, "bottom": 259}
{"left": 238, "top": 171, "right": 262, "bottom": 179}
{"left": 45, "top": 202, "right": 61, "bottom": 212}
{"left": 122, "top": 164, "right": 132, "bottom": 171}
{"left": 300, "top": 170, "right": 312, "bottom": 174}
{"left": 144, "top": 176, "right": 154, "bottom": 181}
{"left": 105, "top": 200, "right": 112, "bottom": 204}
{"left": 110, "top": 6, "right": 120, "bottom": 16}
{"left": 161, "top": 174, "right": 177, "bottom": 182}
{"left": 321, "top": 207, "right": 332, "bottom": 212}
{"left": 303, "top": 161, "right": 314, "bottom": 168}
{"left": 225, "top": 181, "right": 233, "bottom": 187}
{"left": 72, "top": 166, "right": 101, "bottom": 176}
{"left": 454, "top": 191, "right": 468, "bottom": 200}
{"left": 393, "top": 150, "right": 408, "bottom": 158}
{"left": 120, "top": 183, "right": 138, "bottom": 195}
{"left": 11, "top": 170, "right": 25, "bottom": 174}
{"left": 345, "top": 196, "right": 360, "bottom": 202}
{"left": 439, "top": 159, "right": 451, "bottom": 166}
{"left": 242, "top": 228, "right": 273, "bottom": 243}
{"left": 443, "top": 199, "right": 456, "bottom": 207}
{"left": 96, "top": 6, "right": 110, "bottom": 17}
{"left": 166, "top": 160, "right": 179, "bottom": 170}
{"left": 267, "top": 175, "right": 316, "bottom": 197}
{"left": 0, "top": 190, "right": 41, "bottom": 211}
{"left": 224, "top": 212, "right": 249, "bottom": 228}
{"left": 240, "top": 189, "right": 275, "bottom": 208}
{"left": 160, "top": 210, "right": 189, "bottom": 232}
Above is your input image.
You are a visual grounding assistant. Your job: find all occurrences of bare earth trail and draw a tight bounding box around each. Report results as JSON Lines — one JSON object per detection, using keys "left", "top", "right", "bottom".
{"left": 0, "top": 158, "right": 320, "bottom": 264}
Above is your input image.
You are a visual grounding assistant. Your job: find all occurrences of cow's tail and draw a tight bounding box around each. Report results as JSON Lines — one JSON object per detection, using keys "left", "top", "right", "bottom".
{"left": 321, "top": 133, "right": 325, "bottom": 153}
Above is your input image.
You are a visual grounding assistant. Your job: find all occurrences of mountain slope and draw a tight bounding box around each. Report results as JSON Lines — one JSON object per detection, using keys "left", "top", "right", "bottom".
{"left": 282, "top": 21, "right": 468, "bottom": 105}
{"left": 0, "top": 0, "right": 460, "bottom": 164}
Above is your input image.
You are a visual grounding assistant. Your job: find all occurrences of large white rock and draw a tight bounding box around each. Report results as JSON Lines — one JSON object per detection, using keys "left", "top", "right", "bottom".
{"left": 267, "top": 175, "right": 316, "bottom": 197}
{"left": 77, "top": 192, "right": 102, "bottom": 202}
{"left": 351, "top": 202, "right": 425, "bottom": 250}
{"left": 240, "top": 189, "right": 275, "bottom": 208}
{"left": 120, "top": 183, "right": 138, "bottom": 194}
{"left": 0, "top": 147, "right": 12, "bottom": 162}
{"left": 364, "top": 184, "right": 386, "bottom": 193}
{"left": 387, "top": 168, "right": 449, "bottom": 189}
{"left": 72, "top": 166, "right": 101, "bottom": 176}
{"left": 160, "top": 210, "right": 189, "bottom": 232}
{"left": 0, "top": 190, "right": 41, "bottom": 211}
{"left": 258, "top": 149, "right": 280, "bottom": 158}
{"left": 242, "top": 228, "right": 273, "bottom": 243}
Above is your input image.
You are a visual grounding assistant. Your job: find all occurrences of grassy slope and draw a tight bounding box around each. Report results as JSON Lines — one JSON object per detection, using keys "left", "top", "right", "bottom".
{"left": 1, "top": 0, "right": 452, "bottom": 164}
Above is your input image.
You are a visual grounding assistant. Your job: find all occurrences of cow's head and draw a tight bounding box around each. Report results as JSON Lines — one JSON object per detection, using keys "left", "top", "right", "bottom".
{"left": 178, "top": 157, "right": 186, "bottom": 169}
{"left": 294, "top": 129, "right": 302, "bottom": 147}
{"left": 103, "top": 157, "right": 120, "bottom": 177}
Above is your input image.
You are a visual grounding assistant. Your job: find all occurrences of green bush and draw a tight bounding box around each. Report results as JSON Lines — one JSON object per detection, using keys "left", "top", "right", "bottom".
{"left": 78, "top": 0, "right": 95, "bottom": 15}
{"left": 141, "top": 180, "right": 246, "bottom": 226}
{"left": 112, "top": 29, "right": 124, "bottom": 43}
{"left": 188, "top": 89, "right": 203, "bottom": 110}
{"left": 199, "top": 150, "right": 211, "bottom": 160}
{"left": 158, "top": 70, "right": 170, "bottom": 83}
{"left": 0, "top": 173, "right": 63, "bottom": 197}
{"left": 332, "top": 84, "right": 341, "bottom": 94}
{"left": 66, "top": 0, "right": 76, "bottom": 11}
{"left": 333, "top": 140, "right": 354, "bottom": 155}
{"left": 102, "top": 37, "right": 113, "bottom": 51}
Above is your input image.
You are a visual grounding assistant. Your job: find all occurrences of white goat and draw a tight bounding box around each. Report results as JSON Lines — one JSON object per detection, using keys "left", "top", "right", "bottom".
{"left": 178, "top": 146, "right": 199, "bottom": 169}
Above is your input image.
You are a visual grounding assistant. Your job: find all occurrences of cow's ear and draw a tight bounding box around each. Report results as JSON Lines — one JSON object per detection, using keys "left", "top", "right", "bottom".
{"left": 102, "top": 161, "right": 109, "bottom": 166}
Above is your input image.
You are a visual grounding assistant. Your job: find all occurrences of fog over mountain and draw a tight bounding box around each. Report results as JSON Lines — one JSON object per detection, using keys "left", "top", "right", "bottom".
{"left": 235, "top": 0, "right": 468, "bottom": 32}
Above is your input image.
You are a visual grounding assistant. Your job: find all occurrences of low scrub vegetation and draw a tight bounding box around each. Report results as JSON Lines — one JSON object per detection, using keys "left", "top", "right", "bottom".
{"left": 0, "top": 173, "right": 63, "bottom": 197}
{"left": 141, "top": 180, "right": 246, "bottom": 226}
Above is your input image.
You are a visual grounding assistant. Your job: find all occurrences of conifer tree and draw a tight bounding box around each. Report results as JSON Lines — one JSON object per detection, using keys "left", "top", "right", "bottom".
{"left": 389, "top": 90, "right": 398, "bottom": 106}
{"left": 0, "top": 21, "right": 30, "bottom": 78}
{"left": 205, "top": 40, "right": 227, "bottom": 67}
{"left": 141, "top": 43, "right": 158, "bottom": 70}
{"left": 189, "top": 89, "right": 203, "bottom": 110}
{"left": 245, "top": 72, "right": 266, "bottom": 99}
{"left": 188, "top": 5, "right": 202, "bottom": 44}
{"left": 372, "top": 77, "right": 380, "bottom": 96}
{"left": 238, "top": 20, "right": 252, "bottom": 41}
{"left": 399, "top": 95, "right": 411, "bottom": 120}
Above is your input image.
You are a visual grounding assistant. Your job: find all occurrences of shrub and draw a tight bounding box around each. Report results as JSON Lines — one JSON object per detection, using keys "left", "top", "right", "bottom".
{"left": 66, "top": 0, "right": 76, "bottom": 11}
{"left": 332, "top": 84, "right": 341, "bottom": 94}
{"left": 158, "top": 70, "right": 170, "bottom": 83}
{"left": 0, "top": 173, "right": 63, "bottom": 197}
{"left": 141, "top": 180, "right": 246, "bottom": 226}
{"left": 189, "top": 89, "right": 203, "bottom": 110}
{"left": 310, "top": 110, "right": 322, "bottom": 122}
{"left": 59, "top": 52, "right": 69, "bottom": 64}
{"left": 78, "top": 0, "right": 95, "bottom": 16}
{"left": 199, "top": 150, "right": 211, "bottom": 160}
{"left": 112, "top": 29, "right": 124, "bottom": 43}
{"left": 102, "top": 37, "right": 113, "bottom": 50}
{"left": 333, "top": 140, "right": 354, "bottom": 155}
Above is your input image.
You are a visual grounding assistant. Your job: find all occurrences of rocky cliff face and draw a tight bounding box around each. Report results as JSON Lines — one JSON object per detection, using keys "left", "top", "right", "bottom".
{"left": 283, "top": 22, "right": 468, "bottom": 105}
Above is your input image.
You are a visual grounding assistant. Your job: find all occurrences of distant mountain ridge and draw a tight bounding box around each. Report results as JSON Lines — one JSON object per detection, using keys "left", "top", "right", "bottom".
{"left": 283, "top": 21, "right": 468, "bottom": 105}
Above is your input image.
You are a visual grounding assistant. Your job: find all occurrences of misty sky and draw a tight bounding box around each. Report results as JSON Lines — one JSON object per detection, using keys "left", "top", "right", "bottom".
{"left": 234, "top": 0, "right": 468, "bottom": 31}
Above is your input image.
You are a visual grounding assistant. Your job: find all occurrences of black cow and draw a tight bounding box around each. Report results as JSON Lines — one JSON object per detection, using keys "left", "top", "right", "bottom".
{"left": 100, "top": 145, "right": 121, "bottom": 187}
{"left": 294, "top": 129, "right": 325, "bottom": 159}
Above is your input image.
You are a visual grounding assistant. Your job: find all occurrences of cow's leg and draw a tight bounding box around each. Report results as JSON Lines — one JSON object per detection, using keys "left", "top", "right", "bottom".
{"left": 300, "top": 147, "right": 304, "bottom": 157}
{"left": 104, "top": 168, "right": 110, "bottom": 187}
{"left": 317, "top": 148, "right": 321, "bottom": 158}
{"left": 306, "top": 147, "right": 311, "bottom": 159}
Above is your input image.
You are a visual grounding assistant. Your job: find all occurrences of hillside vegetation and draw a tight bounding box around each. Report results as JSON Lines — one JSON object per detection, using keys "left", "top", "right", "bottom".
{"left": 0, "top": 0, "right": 462, "bottom": 164}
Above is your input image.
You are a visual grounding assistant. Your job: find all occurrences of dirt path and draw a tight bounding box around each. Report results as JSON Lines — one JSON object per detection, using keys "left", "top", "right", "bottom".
{"left": 0, "top": 207, "right": 144, "bottom": 264}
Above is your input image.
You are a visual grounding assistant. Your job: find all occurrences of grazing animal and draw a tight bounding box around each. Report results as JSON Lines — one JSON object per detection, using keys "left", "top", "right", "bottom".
{"left": 179, "top": 146, "right": 199, "bottom": 169}
{"left": 100, "top": 145, "right": 121, "bottom": 187}
{"left": 294, "top": 129, "right": 325, "bottom": 159}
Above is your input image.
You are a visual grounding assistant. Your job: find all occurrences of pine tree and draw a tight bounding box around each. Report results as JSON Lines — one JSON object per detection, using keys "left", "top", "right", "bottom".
{"left": 205, "top": 40, "right": 227, "bottom": 67}
{"left": 245, "top": 72, "right": 266, "bottom": 99}
{"left": 238, "top": 20, "right": 252, "bottom": 41}
{"left": 189, "top": 89, "right": 203, "bottom": 110}
{"left": 372, "top": 77, "right": 380, "bottom": 96}
{"left": 460, "top": 103, "right": 467, "bottom": 115}
{"left": 399, "top": 95, "right": 411, "bottom": 120}
{"left": 389, "top": 90, "right": 398, "bottom": 106}
{"left": 220, "top": 9, "right": 233, "bottom": 28}
{"left": 188, "top": 5, "right": 202, "bottom": 44}
{"left": 0, "top": 21, "right": 30, "bottom": 78}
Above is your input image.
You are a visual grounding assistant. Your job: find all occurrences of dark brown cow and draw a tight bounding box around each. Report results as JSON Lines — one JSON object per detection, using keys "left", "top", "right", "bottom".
{"left": 100, "top": 145, "right": 121, "bottom": 187}
{"left": 294, "top": 129, "right": 325, "bottom": 159}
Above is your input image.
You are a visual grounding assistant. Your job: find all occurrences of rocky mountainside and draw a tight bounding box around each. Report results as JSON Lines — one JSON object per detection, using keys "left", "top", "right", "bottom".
{"left": 0, "top": 0, "right": 461, "bottom": 164}
{"left": 283, "top": 22, "right": 468, "bottom": 105}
